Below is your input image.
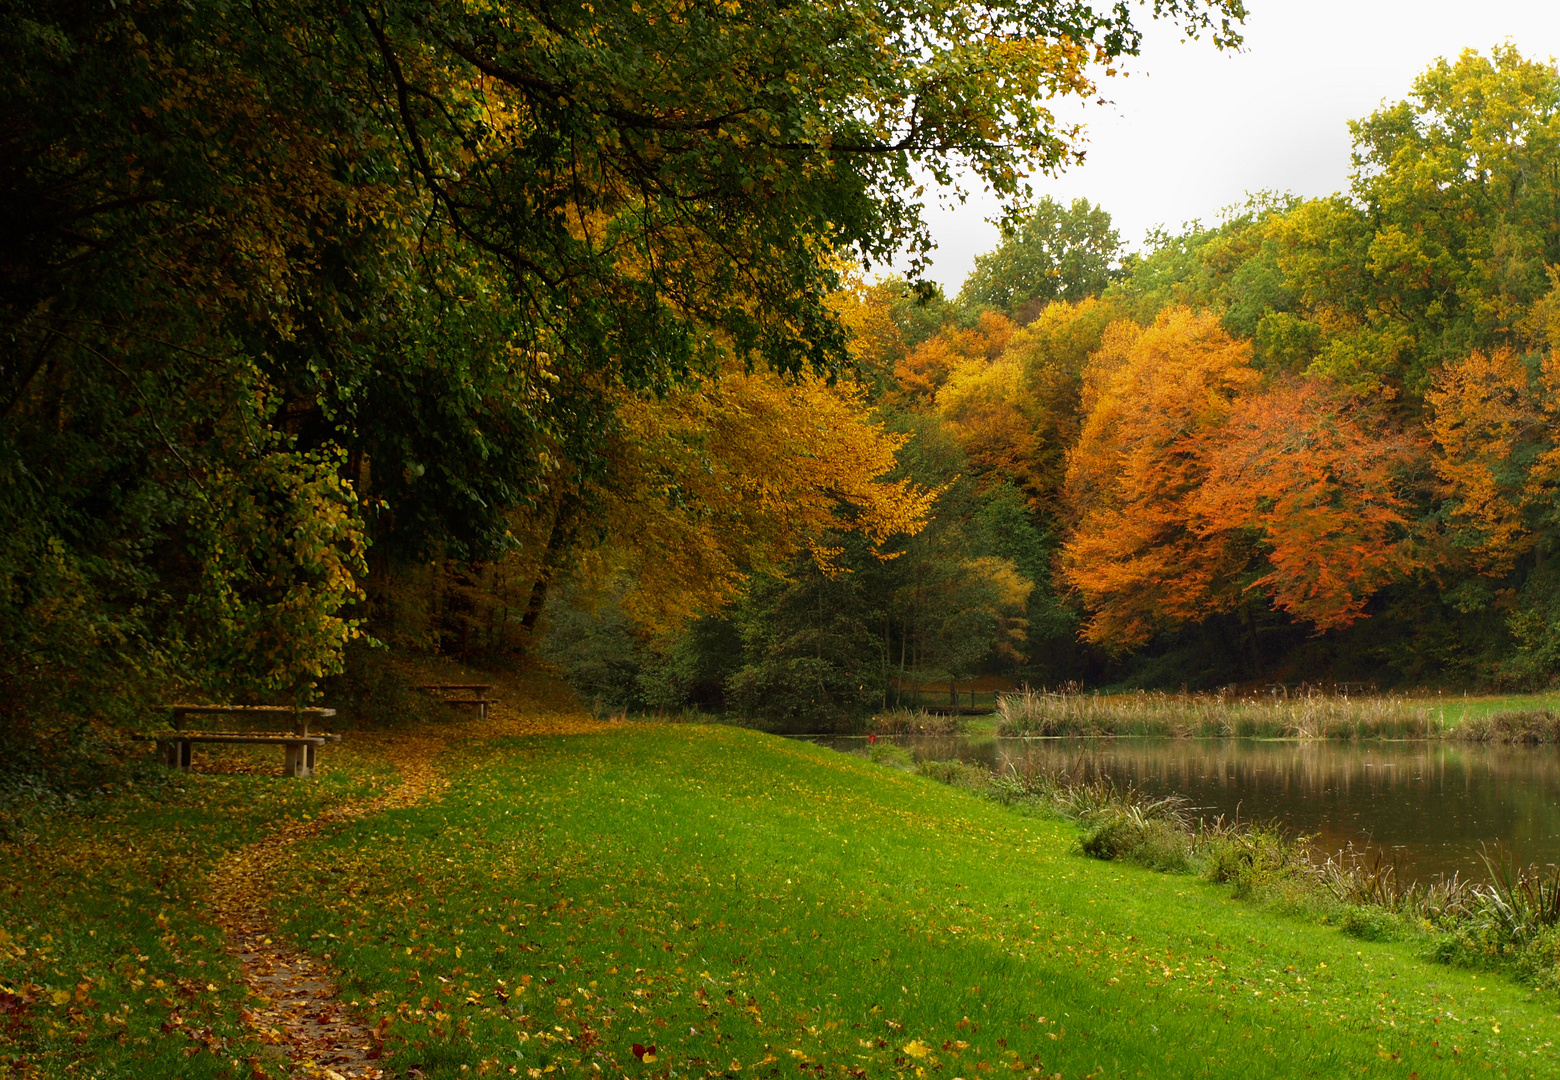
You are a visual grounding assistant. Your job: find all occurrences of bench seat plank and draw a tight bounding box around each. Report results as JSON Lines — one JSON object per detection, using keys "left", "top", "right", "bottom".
{"left": 162, "top": 704, "right": 336, "bottom": 716}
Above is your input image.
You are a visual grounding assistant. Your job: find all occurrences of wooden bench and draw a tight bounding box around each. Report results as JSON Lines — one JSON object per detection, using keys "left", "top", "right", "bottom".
{"left": 414, "top": 684, "right": 495, "bottom": 719}
{"left": 140, "top": 705, "right": 339, "bottom": 778}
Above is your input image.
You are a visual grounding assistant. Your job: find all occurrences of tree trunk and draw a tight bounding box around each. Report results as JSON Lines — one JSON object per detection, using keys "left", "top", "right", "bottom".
{"left": 521, "top": 493, "right": 581, "bottom": 635}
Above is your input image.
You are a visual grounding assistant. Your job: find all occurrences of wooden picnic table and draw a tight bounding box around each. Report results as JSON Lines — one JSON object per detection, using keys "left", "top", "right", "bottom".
{"left": 413, "top": 684, "right": 496, "bottom": 719}
{"left": 143, "top": 704, "right": 340, "bottom": 778}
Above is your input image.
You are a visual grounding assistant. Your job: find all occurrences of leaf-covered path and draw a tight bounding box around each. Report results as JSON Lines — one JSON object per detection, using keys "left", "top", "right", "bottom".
{"left": 206, "top": 691, "right": 605, "bottom": 1079}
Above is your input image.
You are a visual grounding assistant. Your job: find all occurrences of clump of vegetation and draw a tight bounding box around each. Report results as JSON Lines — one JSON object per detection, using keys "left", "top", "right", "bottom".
{"left": 868, "top": 708, "right": 967, "bottom": 736}
{"left": 913, "top": 757, "right": 990, "bottom": 787}
{"left": 857, "top": 742, "right": 916, "bottom": 770}
{"left": 1458, "top": 709, "right": 1560, "bottom": 743}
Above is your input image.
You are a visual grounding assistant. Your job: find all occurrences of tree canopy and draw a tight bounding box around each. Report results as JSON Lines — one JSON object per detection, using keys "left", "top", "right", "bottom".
{"left": 0, "top": 0, "right": 1247, "bottom": 738}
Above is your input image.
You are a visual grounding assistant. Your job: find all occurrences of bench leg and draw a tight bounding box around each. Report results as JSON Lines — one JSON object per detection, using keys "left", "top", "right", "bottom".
{"left": 283, "top": 742, "right": 313, "bottom": 779}
{"left": 159, "top": 739, "right": 192, "bottom": 769}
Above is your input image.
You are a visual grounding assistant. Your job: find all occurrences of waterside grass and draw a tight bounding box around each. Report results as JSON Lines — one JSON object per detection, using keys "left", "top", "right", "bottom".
{"left": 899, "top": 750, "right": 1560, "bottom": 998}
{"left": 996, "top": 688, "right": 1560, "bottom": 741}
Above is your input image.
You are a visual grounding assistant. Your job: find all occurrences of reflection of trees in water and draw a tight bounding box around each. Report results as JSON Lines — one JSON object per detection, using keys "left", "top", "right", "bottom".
{"left": 857, "top": 734, "right": 1560, "bottom": 881}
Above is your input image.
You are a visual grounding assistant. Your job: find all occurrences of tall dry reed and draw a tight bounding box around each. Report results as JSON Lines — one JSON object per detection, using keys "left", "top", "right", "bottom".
{"left": 994, "top": 688, "right": 1473, "bottom": 740}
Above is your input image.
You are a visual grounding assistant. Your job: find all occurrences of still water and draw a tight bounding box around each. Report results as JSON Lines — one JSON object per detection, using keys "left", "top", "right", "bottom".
{"left": 819, "top": 734, "right": 1560, "bottom": 883}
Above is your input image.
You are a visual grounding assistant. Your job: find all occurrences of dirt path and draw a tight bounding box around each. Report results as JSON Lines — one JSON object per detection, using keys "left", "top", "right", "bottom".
{"left": 207, "top": 697, "right": 608, "bottom": 1079}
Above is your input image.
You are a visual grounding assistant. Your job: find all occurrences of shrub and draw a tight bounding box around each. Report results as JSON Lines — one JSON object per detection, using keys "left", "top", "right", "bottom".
{"left": 914, "top": 758, "right": 990, "bottom": 788}
{"left": 859, "top": 743, "right": 915, "bottom": 770}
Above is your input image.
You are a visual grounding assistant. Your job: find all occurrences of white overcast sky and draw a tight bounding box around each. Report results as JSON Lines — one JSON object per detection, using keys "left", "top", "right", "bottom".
{"left": 904, "top": 0, "right": 1560, "bottom": 295}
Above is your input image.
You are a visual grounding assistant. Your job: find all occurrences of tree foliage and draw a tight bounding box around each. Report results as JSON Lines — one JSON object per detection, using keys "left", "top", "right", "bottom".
{"left": 1, "top": 0, "right": 1246, "bottom": 740}
{"left": 960, "top": 197, "right": 1123, "bottom": 319}
{"left": 1062, "top": 308, "right": 1258, "bottom": 647}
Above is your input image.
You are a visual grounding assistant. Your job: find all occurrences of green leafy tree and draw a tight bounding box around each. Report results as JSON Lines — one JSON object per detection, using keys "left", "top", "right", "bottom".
{"left": 960, "top": 197, "right": 1124, "bottom": 319}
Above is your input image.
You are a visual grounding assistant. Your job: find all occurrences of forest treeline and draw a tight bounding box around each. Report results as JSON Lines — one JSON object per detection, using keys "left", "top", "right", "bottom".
{"left": 1, "top": 0, "right": 1555, "bottom": 747}
{"left": 548, "top": 44, "right": 1560, "bottom": 724}
{"left": 0, "top": 0, "right": 1245, "bottom": 757}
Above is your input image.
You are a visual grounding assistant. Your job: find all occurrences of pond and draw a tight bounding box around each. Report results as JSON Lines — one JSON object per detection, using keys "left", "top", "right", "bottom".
{"left": 814, "top": 734, "right": 1560, "bottom": 883}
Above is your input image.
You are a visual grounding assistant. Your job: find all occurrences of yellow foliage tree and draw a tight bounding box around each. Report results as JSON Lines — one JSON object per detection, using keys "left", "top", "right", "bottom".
{"left": 894, "top": 311, "right": 1017, "bottom": 404}
{"left": 934, "top": 297, "right": 1118, "bottom": 511}
{"left": 1426, "top": 347, "right": 1553, "bottom": 574}
{"left": 592, "top": 369, "right": 938, "bottom": 631}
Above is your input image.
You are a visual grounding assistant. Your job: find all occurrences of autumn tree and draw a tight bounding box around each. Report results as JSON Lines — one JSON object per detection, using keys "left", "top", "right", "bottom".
{"left": 1424, "top": 348, "right": 1549, "bottom": 574}
{"left": 933, "top": 297, "right": 1119, "bottom": 512}
{"left": 893, "top": 310, "right": 1019, "bottom": 405}
{"left": 1062, "top": 308, "right": 1258, "bottom": 648}
{"left": 586, "top": 368, "right": 938, "bottom": 631}
{"left": 1193, "top": 380, "right": 1422, "bottom": 630}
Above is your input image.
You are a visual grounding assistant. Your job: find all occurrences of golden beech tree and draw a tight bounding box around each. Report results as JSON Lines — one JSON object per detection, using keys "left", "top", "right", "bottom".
{"left": 1426, "top": 347, "right": 1556, "bottom": 573}
{"left": 931, "top": 297, "right": 1117, "bottom": 511}
{"left": 1193, "top": 380, "right": 1423, "bottom": 631}
{"left": 934, "top": 349, "right": 1044, "bottom": 492}
{"left": 1062, "top": 307, "right": 1259, "bottom": 648}
{"left": 894, "top": 311, "right": 1017, "bottom": 404}
{"left": 591, "top": 368, "right": 937, "bottom": 631}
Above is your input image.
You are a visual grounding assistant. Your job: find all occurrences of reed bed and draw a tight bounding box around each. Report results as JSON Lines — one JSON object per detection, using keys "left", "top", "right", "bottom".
{"left": 995, "top": 688, "right": 1560, "bottom": 741}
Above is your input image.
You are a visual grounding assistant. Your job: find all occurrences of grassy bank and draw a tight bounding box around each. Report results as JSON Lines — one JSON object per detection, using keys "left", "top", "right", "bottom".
{"left": 900, "top": 750, "right": 1560, "bottom": 985}
{"left": 261, "top": 722, "right": 1558, "bottom": 1078}
{"left": 996, "top": 689, "right": 1560, "bottom": 741}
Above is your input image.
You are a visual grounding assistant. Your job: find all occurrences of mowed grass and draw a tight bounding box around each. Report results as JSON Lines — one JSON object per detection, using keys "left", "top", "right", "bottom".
{"left": 271, "top": 725, "right": 1560, "bottom": 1079}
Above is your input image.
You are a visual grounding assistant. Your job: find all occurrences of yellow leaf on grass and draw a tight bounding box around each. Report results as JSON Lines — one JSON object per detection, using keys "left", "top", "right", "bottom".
{"left": 903, "top": 1040, "right": 933, "bottom": 1059}
{"left": 51, "top": 990, "right": 71, "bottom": 1006}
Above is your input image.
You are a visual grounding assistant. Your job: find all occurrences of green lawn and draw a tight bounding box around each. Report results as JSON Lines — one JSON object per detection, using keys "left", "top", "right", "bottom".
{"left": 268, "top": 724, "right": 1560, "bottom": 1079}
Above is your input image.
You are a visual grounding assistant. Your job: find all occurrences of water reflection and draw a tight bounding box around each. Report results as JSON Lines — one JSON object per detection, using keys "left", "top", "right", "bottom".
{"left": 816, "top": 735, "right": 1560, "bottom": 882}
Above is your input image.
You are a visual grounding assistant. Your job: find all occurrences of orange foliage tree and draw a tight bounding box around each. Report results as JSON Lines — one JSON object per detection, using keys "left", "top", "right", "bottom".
{"left": 1193, "top": 380, "right": 1423, "bottom": 630}
{"left": 893, "top": 310, "right": 1017, "bottom": 404}
{"left": 1061, "top": 307, "right": 1259, "bottom": 647}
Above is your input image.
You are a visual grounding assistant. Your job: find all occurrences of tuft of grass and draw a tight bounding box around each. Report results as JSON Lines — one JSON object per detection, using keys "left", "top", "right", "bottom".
{"left": 1477, "top": 847, "right": 1560, "bottom": 944}
{"left": 856, "top": 741, "right": 915, "bottom": 769}
{"left": 911, "top": 756, "right": 988, "bottom": 787}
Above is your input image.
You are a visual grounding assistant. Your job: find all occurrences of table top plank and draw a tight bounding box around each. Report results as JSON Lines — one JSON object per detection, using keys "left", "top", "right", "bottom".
{"left": 162, "top": 704, "right": 336, "bottom": 716}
